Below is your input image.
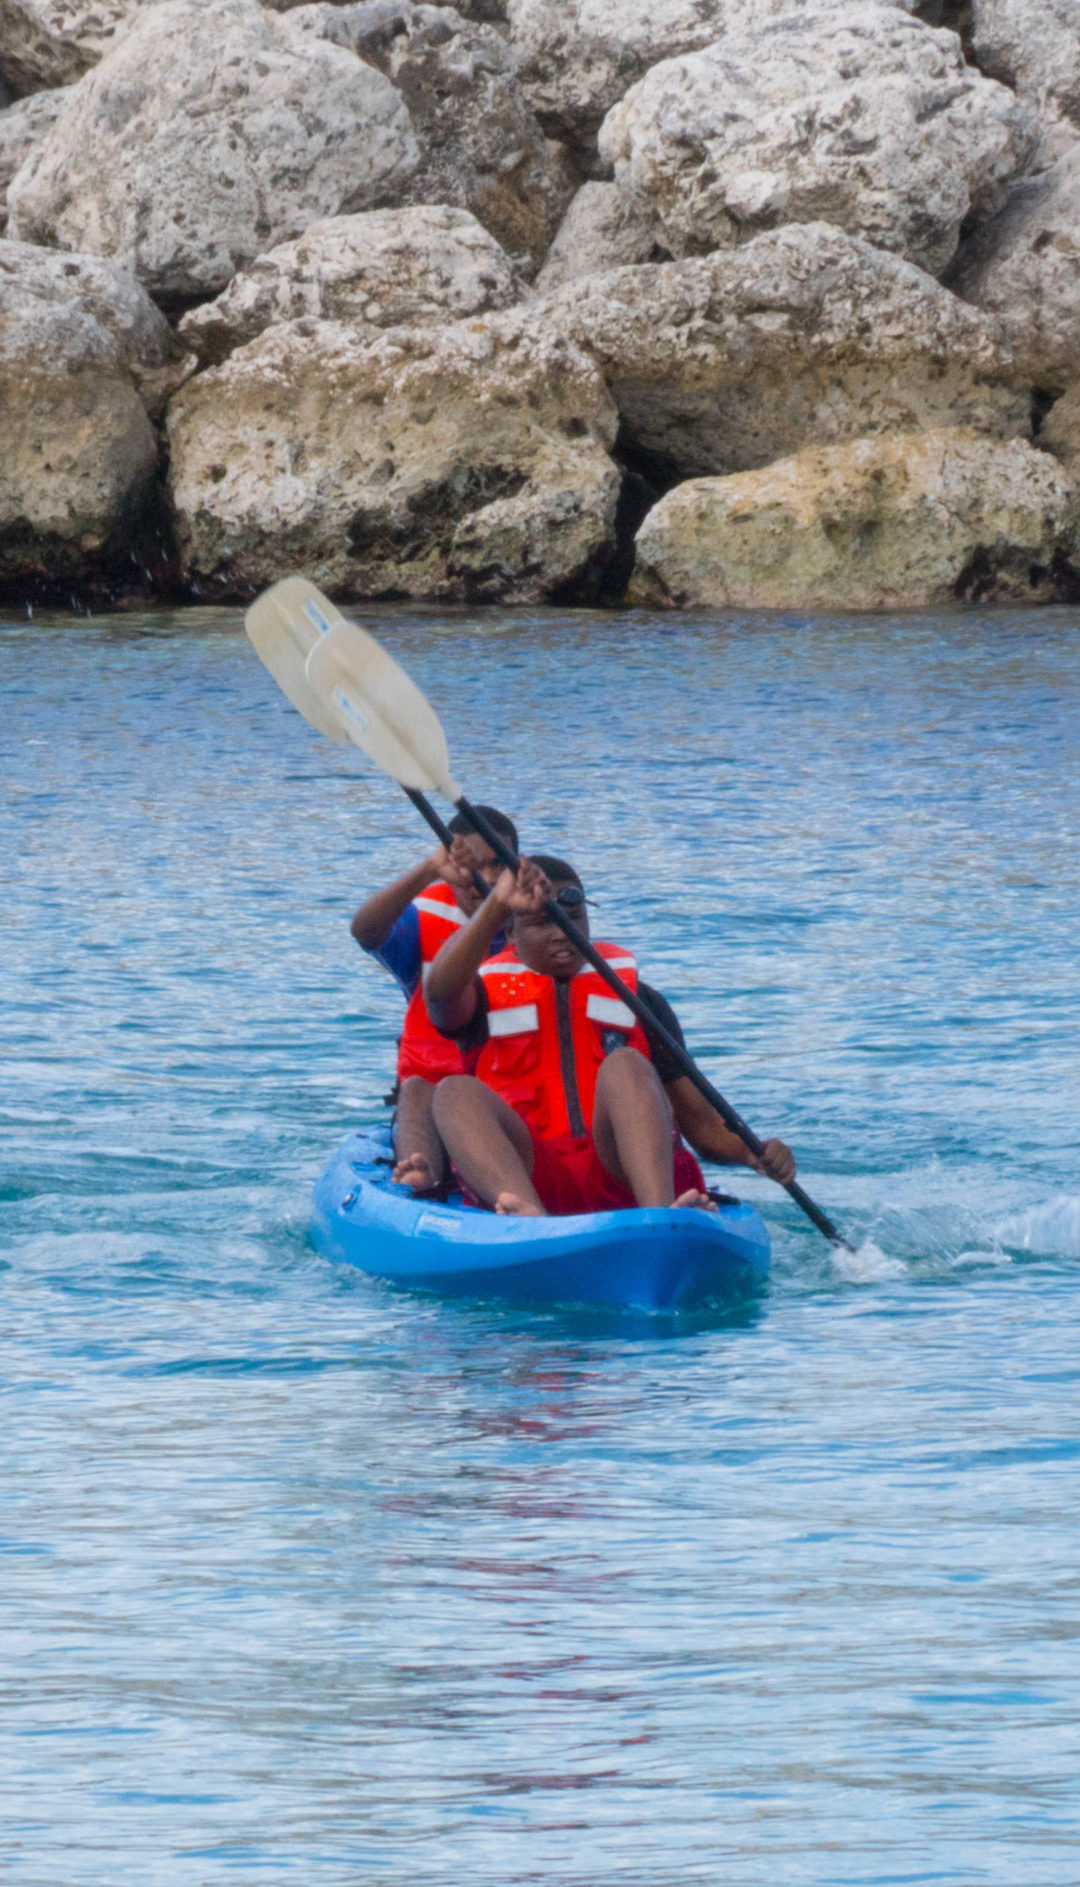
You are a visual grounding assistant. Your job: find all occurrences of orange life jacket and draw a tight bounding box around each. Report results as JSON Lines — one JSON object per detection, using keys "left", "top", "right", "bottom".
{"left": 397, "top": 881, "right": 470, "bottom": 1083}
{"left": 475, "top": 941, "right": 651, "bottom": 1139}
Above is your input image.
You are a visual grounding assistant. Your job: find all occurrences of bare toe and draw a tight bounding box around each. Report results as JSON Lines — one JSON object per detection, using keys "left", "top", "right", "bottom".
{"left": 393, "top": 1154, "right": 437, "bottom": 1193}
{"left": 494, "top": 1192, "right": 546, "bottom": 1217}
{"left": 674, "top": 1188, "right": 719, "bottom": 1213}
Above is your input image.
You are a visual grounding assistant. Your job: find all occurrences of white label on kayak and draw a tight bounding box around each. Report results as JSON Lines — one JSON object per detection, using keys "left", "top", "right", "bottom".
{"left": 586, "top": 994, "right": 634, "bottom": 1029}
{"left": 487, "top": 1002, "right": 540, "bottom": 1037}
{"left": 415, "top": 1210, "right": 466, "bottom": 1239}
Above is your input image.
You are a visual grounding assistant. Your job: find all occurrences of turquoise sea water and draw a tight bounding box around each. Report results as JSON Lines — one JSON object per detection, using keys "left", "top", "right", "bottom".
{"left": 3, "top": 604, "right": 1079, "bottom": 1884}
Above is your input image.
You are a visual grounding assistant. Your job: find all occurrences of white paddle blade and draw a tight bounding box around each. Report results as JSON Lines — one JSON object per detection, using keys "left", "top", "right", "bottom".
{"left": 305, "top": 620, "right": 461, "bottom": 799}
{"left": 244, "top": 576, "right": 350, "bottom": 743}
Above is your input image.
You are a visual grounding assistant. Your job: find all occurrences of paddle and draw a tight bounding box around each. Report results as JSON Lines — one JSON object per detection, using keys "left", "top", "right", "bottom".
{"left": 244, "top": 577, "right": 488, "bottom": 899}
{"left": 247, "top": 577, "right": 851, "bottom": 1250}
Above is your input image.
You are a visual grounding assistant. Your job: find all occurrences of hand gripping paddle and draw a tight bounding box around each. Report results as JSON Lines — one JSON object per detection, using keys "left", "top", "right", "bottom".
{"left": 245, "top": 577, "right": 852, "bottom": 1250}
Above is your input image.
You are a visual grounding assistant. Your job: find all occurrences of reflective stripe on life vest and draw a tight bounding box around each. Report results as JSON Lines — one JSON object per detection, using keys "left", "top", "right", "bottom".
{"left": 476, "top": 940, "right": 650, "bottom": 1139}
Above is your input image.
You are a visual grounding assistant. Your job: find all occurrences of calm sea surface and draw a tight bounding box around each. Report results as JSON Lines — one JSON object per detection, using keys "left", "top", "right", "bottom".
{"left": 2, "top": 604, "right": 1079, "bottom": 1884}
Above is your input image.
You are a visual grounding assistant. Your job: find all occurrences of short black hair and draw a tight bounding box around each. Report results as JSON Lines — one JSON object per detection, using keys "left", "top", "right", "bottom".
{"left": 528, "top": 853, "right": 584, "bottom": 893}
{"left": 448, "top": 804, "right": 518, "bottom": 852}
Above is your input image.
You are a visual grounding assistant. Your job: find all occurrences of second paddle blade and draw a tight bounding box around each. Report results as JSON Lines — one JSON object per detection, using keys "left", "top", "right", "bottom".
{"left": 305, "top": 620, "right": 461, "bottom": 800}
{"left": 244, "top": 576, "right": 350, "bottom": 743}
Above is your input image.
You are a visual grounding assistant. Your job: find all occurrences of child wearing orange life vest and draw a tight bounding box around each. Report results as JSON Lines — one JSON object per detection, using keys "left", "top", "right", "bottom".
{"left": 421, "top": 855, "right": 797, "bottom": 1218}
{"left": 349, "top": 806, "right": 518, "bottom": 1193}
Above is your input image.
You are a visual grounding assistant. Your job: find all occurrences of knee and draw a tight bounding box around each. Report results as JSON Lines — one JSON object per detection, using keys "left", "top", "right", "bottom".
{"left": 599, "top": 1045, "right": 662, "bottom": 1089}
{"left": 399, "top": 1076, "right": 435, "bottom": 1104}
{"left": 432, "top": 1073, "right": 484, "bottom": 1127}
{"left": 597, "top": 1045, "right": 670, "bottom": 1113}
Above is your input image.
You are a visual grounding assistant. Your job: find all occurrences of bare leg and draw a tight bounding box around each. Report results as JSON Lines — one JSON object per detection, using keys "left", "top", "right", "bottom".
{"left": 591, "top": 1048, "right": 716, "bottom": 1211}
{"left": 433, "top": 1075, "right": 546, "bottom": 1216}
{"left": 392, "top": 1076, "right": 447, "bottom": 1192}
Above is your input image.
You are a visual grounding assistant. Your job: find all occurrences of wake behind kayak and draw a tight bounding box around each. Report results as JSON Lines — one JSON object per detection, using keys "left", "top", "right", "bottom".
{"left": 312, "top": 1128, "right": 771, "bottom": 1310}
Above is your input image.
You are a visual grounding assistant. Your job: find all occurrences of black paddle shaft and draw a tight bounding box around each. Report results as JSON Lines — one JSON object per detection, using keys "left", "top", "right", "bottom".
{"left": 402, "top": 787, "right": 489, "bottom": 901}
{"left": 443, "top": 795, "right": 851, "bottom": 1251}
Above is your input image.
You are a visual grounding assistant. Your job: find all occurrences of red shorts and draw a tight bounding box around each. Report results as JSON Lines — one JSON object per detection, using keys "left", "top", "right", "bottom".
{"left": 523, "top": 1129, "right": 706, "bottom": 1217}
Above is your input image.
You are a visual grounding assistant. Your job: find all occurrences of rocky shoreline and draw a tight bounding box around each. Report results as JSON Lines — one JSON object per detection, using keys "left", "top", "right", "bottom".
{"left": 3, "top": 0, "right": 1080, "bottom": 612}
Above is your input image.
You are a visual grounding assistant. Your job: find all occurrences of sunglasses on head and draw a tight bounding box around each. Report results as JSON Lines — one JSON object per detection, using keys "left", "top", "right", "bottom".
{"left": 551, "top": 884, "right": 589, "bottom": 911}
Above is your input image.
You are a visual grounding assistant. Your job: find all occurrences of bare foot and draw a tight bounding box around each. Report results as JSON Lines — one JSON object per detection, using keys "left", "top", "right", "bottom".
{"left": 674, "top": 1188, "right": 719, "bottom": 1213}
{"left": 494, "top": 1191, "right": 547, "bottom": 1217}
{"left": 393, "top": 1153, "right": 441, "bottom": 1194}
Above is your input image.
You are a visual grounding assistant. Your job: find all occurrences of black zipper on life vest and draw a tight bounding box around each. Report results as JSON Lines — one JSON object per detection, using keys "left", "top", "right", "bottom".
{"left": 554, "top": 980, "right": 585, "bottom": 1138}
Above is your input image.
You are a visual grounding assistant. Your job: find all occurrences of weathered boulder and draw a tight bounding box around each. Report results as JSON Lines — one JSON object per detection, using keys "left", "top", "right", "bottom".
{"left": 179, "top": 206, "right": 522, "bottom": 366}
{"left": 629, "top": 429, "right": 1080, "bottom": 611}
{"left": 949, "top": 144, "right": 1080, "bottom": 393}
{"left": 599, "top": 5, "right": 1035, "bottom": 278}
{"left": 283, "top": 2, "right": 571, "bottom": 269}
{"left": 972, "top": 0, "right": 1080, "bottom": 139}
{"left": 0, "top": 86, "right": 67, "bottom": 232}
{"left": 1038, "top": 386, "right": 1080, "bottom": 477}
{"left": 0, "top": 0, "right": 142, "bottom": 96}
{"left": 536, "top": 181, "right": 662, "bottom": 292}
{"left": 543, "top": 224, "right": 1027, "bottom": 480}
{"left": 166, "top": 312, "right": 620, "bottom": 602}
{"left": 0, "top": 238, "right": 180, "bottom": 594}
{"left": 6, "top": 0, "right": 418, "bottom": 297}
{"left": 508, "top": 0, "right": 918, "bottom": 156}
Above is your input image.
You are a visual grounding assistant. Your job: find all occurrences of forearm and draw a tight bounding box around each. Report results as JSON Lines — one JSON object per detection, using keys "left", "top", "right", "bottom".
{"left": 350, "top": 858, "right": 439, "bottom": 949}
{"left": 668, "top": 1077, "right": 755, "bottom": 1166}
{"left": 425, "top": 895, "right": 508, "bottom": 1028}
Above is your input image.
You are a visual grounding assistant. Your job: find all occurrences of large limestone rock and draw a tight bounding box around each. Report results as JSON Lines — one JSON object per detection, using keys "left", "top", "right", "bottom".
{"left": 166, "top": 312, "right": 620, "bottom": 602}
{"left": 179, "top": 206, "right": 522, "bottom": 366}
{"left": 284, "top": 2, "right": 572, "bottom": 269}
{"left": 0, "top": 238, "right": 178, "bottom": 592}
{"left": 629, "top": 429, "right": 1080, "bottom": 611}
{"left": 600, "top": 4, "right": 1035, "bottom": 278}
{"left": 536, "top": 181, "right": 662, "bottom": 292}
{"left": 0, "top": 0, "right": 142, "bottom": 96}
{"left": 6, "top": 0, "right": 418, "bottom": 297}
{"left": 949, "top": 144, "right": 1080, "bottom": 393}
{"left": 508, "top": 0, "right": 918, "bottom": 155}
{"left": 1039, "top": 386, "right": 1080, "bottom": 477}
{"left": 0, "top": 86, "right": 67, "bottom": 232}
{"left": 972, "top": 0, "right": 1080, "bottom": 139}
{"left": 544, "top": 224, "right": 1028, "bottom": 480}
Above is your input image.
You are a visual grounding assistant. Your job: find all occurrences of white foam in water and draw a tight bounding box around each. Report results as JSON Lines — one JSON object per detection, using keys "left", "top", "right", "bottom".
{"left": 993, "top": 1194, "right": 1080, "bottom": 1259}
{"left": 830, "top": 1237, "right": 908, "bottom": 1283}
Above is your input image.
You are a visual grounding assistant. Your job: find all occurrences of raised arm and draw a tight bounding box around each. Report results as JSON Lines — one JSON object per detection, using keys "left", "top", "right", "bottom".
{"left": 350, "top": 850, "right": 458, "bottom": 950}
{"left": 426, "top": 860, "right": 550, "bottom": 1034}
{"left": 667, "top": 1076, "right": 796, "bottom": 1186}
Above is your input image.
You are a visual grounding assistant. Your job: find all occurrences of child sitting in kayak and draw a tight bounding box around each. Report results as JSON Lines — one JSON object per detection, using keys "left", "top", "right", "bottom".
{"left": 413, "top": 855, "right": 795, "bottom": 1217}
{"left": 349, "top": 806, "right": 518, "bottom": 1193}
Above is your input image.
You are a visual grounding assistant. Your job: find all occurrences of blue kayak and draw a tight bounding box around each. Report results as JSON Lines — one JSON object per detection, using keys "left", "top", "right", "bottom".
{"left": 311, "top": 1129, "right": 771, "bottom": 1310}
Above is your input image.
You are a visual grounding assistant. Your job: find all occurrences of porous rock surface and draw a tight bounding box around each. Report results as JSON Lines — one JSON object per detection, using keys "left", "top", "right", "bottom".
{"left": 536, "top": 181, "right": 662, "bottom": 292}
{"left": 283, "top": 1, "right": 572, "bottom": 268}
{"left": 0, "top": 86, "right": 67, "bottom": 232}
{"left": 166, "top": 311, "right": 620, "bottom": 602}
{"left": 0, "top": 238, "right": 180, "bottom": 590}
{"left": 508, "top": 0, "right": 918, "bottom": 156}
{"left": 972, "top": 0, "right": 1080, "bottom": 139}
{"left": 949, "top": 144, "right": 1080, "bottom": 393}
{"left": 629, "top": 429, "right": 1080, "bottom": 611}
{"left": 0, "top": 0, "right": 142, "bottom": 96}
{"left": 6, "top": 0, "right": 419, "bottom": 297}
{"left": 179, "top": 206, "right": 522, "bottom": 366}
{"left": 1039, "top": 386, "right": 1080, "bottom": 478}
{"left": 544, "top": 224, "right": 1028, "bottom": 480}
{"left": 599, "top": 4, "right": 1036, "bottom": 278}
